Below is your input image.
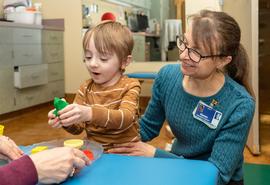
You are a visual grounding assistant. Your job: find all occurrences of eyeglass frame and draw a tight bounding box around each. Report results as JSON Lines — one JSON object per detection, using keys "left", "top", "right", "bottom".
{"left": 176, "top": 35, "right": 228, "bottom": 63}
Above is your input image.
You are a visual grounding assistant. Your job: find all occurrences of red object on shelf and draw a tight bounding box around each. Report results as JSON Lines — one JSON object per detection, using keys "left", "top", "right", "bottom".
{"left": 83, "top": 149, "right": 94, "bottom": 160}
{"left": 101, "top": 12, "right": 116, "bottom": 21}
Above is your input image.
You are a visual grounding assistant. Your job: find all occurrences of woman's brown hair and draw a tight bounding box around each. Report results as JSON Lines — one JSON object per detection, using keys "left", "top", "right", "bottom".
{"left": 189, "top": 10, "right": 254, "bottom": 97}
{"left": 83, "top": 21, "right": 134, "bottom": 63}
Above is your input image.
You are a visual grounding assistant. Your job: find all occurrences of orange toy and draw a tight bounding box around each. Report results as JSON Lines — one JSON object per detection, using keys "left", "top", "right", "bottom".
{"left": 83, "top": 149, "right": 94, "bottom": 161}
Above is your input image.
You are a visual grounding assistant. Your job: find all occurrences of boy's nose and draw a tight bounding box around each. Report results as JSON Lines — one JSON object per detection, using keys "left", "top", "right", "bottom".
{"left": 89, "top": 60, "right": 98, "bottom": 67}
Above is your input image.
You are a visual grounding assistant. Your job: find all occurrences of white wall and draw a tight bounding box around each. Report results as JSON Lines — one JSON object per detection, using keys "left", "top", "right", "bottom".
{"left": 185, "top": 0, "right": 222, "bottom": 16}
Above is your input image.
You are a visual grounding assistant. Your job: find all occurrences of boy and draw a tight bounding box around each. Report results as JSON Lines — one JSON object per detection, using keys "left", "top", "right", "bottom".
{"left": 48, "top": 21, "right": 141, "bottom": 150}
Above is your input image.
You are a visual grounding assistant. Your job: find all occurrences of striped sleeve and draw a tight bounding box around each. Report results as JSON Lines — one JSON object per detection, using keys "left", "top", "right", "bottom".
{"left": 91, "top": 80, "right": 141, "bottom": 130}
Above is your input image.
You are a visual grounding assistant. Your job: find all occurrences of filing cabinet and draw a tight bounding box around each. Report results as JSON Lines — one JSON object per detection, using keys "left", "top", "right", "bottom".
{"left": 0, "top": 27, "right": 15, "bottom": 114}
{"left": 42, "top": 30, "right": 65, "bottom": 102}
{"left": 0, "top": 26, "right": 65, "bottom": 115}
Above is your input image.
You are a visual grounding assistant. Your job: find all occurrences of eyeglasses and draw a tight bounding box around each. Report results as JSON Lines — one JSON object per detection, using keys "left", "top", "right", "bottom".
{"left": 176, "top": 35, "right": 227, "bottom": 63}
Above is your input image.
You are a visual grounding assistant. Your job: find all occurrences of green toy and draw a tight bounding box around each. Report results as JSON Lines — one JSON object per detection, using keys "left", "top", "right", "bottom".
{"left": 53, "top": 97, "right": 69, "bottom": 116}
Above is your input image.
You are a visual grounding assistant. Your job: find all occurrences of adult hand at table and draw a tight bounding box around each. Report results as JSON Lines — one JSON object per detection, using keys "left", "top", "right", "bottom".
{"left": 29, "top": 147, "right": 90, "bottom": 184}
{"left": 108, "top": 141, "right": 156, "bottom": 157}
{"left": 0, "top": 135, "right": 24, "bottom": 161}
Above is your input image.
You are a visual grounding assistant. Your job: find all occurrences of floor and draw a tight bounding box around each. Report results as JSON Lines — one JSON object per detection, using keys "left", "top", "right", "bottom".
{"left": 0, "top": 96, "right": 270, "bottom": 165}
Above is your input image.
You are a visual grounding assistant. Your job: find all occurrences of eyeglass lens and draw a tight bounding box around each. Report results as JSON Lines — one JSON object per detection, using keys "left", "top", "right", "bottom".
{"left": 177, "top": 37, "right": 201, "bottom": 63}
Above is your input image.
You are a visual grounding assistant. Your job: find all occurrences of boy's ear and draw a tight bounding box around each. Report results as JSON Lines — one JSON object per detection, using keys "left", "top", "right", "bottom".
{"left": 121, "top": 55, "right": 132, "bottom": 69}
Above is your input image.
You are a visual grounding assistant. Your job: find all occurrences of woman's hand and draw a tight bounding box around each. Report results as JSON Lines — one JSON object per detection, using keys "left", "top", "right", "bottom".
{"left": 57, "top": 104, "right": 92, "bottom": 127}
{"left": 0, "top": 136, "right": 24, "bottom": 161}
{"left": 107, "top": 141, "right": 156, "bottom": 157}
{"left": 30, "top": 147, "right": 90, "bottom": 184}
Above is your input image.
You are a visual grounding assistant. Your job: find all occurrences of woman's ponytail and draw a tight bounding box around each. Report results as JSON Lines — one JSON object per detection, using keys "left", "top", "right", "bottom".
{"left": 226, "top": 44, "right": 254, "bottom": 97}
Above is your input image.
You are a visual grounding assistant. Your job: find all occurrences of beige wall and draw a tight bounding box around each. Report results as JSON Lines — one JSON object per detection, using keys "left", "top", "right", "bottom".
{"left": 32, "top": 0, "right": 89, "bottom": 93}
{"left": 185, "top": 0, "right": 221, "bottom": 16}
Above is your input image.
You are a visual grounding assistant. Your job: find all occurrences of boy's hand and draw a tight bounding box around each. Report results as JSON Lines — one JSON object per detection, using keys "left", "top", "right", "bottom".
{"left": 48, "top": 109, "right": 62, "bottom": 128}
{"left": 57, "top": 104, "right": 92, "bottom": 127}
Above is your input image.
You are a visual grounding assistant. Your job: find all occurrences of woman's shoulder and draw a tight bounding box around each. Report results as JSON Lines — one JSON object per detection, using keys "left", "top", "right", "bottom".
{"left": 159, "top": 64, "right": 181, "bottom": 74}
{"left": 157, "top": 64, "right": 181, "bottom": 80}
{"left": 225, "top": 76, "right": 255, "bottom": 105}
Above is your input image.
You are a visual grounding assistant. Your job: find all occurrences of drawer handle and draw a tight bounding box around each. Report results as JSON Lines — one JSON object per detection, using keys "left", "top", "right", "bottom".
{"left": 22, "top": 34, "right": 33, "bottom": 38}
{"left": 259, "top": 39, "right": 265, "bottom": 45}
{"left": 31, "top": 74, "right": 39, "bottom": 79}
{"left": 50, "top": 36, "right": 58, "bottom": 40}
{"left": 23, "top": 53, "right": 33, "bottom": 57}
{"left": 52, "top": 90, "right": 59, "bottom": 94}
{"left": 51, "top": 72, "right": 59, "bottom": 76}
{"left": 51, "top": 52, "right": 59, "bottom": 57}
{"left": 26, "top": 96, "right": 34, "bottom": 100}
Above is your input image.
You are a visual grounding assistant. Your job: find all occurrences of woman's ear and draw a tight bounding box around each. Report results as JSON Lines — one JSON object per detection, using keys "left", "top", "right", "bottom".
{"left": 121, "top": 55, "right": 132, "bottom": 70}
{"left": 217, "top": 56, "right": 232, "bottom": 70}
{"left": 225, "top": 56, "right": 232, "bottom": 64}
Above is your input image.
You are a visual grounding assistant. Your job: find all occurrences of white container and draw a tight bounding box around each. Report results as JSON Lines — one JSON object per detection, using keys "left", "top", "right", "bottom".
{"left": 34, "top": 12, "right": 42, "bottom": 25}
{"left": 6, "top": 11, "right": 35, "bottom": 24}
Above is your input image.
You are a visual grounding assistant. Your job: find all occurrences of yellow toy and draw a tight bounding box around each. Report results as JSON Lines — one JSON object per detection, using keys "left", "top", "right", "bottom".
{"left": 31, "top": 146, "right": 48, "bottom": 154}
{"left": 64, "top": 139, "right": 84, "bottom": 149}
{"left": 0, "top": 125, "right": 4, "bottom": 135}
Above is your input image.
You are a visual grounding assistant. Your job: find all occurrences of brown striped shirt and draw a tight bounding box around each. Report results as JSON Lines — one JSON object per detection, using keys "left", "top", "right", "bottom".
{"left": 63, "top": 75, "right": 141, "bottom": 150}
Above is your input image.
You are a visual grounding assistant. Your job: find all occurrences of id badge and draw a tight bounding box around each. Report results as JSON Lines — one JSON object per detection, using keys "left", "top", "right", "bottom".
{"left": 193, "top": 101, "right": 222, "bottom": 129}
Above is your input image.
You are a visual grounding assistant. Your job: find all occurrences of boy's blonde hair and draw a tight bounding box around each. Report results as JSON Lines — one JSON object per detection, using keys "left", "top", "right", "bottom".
{"left": 83, "top": 21, "right": 134, "bottom": 63}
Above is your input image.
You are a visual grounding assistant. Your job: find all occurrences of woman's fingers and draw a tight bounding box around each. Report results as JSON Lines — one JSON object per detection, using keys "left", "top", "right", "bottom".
{"left": 108, "top": 141, "right": 156, "bottom": 157}
{"left": 73, "top": 149, "right": 91, "bottom": 166}
{"left": 108, "top": 143, "right": 137, "bottom": 154}
{"left": 0, "top": 137, "right": 23, "bottom": 160}
{"left": 8, "top": 138, "right": 24, "bottom": 155}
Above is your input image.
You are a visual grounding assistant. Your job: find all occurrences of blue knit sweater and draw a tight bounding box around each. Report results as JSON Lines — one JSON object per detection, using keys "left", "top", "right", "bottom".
{"left": 140, "top": 64, "right": 255, "bottom": 185}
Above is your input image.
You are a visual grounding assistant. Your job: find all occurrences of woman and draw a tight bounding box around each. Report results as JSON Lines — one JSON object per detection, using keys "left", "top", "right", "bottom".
{"left": 0, "top": 135, "right": 90, "bottom": 185}
{"left": 109, "top": 10, "right": 255, "bottom": 185}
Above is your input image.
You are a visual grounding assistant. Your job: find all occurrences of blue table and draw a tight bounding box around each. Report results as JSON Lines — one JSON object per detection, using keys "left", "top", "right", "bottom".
{"left": 20, "top": 146, "right": 218, "bottom": 185}
{"left": 64, "top": 154, "right": 218, "bottom": 185}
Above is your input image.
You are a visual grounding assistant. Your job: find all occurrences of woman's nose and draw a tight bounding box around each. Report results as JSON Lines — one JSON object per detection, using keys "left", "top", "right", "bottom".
{"left": 179, "top": 48, "right": 189, "bottom": 60}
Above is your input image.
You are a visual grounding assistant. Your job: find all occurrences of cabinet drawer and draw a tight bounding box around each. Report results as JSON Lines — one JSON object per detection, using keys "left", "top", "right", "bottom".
{"left": 47, "top": 80, "right": 65, "bottom": 100}
{"left": 0, "top": 45, "right": 13, "bottom": 67}
{"left": 13, "top": 28, "right": 41, "bottom": 43}
{"left": 0, "top": 27, "right": 12, "bottom": 44}
{"left": 43, "top": 44, "right": 64, "bottom": 63}
{"left": 15, "top": 85, "right": 48, "bottom": 109}
{"left": 48, "top": 62, "right": 64, "bottom": 81}
{"left": 14, "top": 64, "right": 48, "bottom": 89}
{"left": 0, "top": 67, "right": 15, "bottom": 114}
{"left": 43, "top": 30, "right": 63, "bottom": 44}
{"left": 13, "top": 44, "right": 42, "bottom": 65}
